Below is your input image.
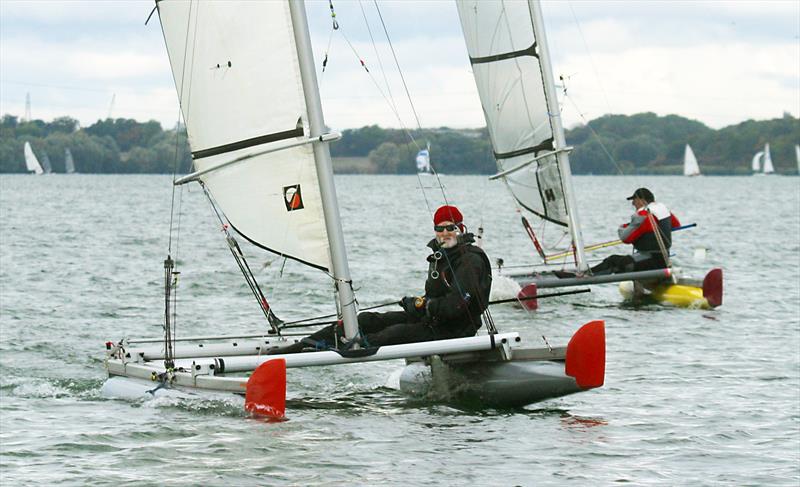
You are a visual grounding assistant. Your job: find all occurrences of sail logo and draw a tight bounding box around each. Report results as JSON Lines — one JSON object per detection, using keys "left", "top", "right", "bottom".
{"left": 544, "top": 188, "right": 557, "bottom": 202}
{"left": 283, "top": 185, "right": 304, "bottom": 211}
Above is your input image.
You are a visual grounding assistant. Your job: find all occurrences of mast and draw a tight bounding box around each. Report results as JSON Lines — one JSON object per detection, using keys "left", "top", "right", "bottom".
{"left": 288, "top": 0, "right": 359, "bottom": 339}
{"left": 529, "top": 0, "right": 588, "bottom": 271}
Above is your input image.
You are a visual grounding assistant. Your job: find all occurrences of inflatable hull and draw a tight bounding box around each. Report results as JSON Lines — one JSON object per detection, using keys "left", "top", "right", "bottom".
{"left": 619, "top": 268, "right": 723, "bottom": 309}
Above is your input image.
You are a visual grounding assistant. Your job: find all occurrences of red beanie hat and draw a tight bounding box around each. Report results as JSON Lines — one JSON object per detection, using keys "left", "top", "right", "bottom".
{"left": 433, "top": 205, "right": 463, "bottom": 225}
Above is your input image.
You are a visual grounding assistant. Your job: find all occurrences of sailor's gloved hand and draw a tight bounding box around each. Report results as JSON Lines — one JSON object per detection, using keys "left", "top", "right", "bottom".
{"left": 399, "top": 296, "right": 426, "bottom": 317}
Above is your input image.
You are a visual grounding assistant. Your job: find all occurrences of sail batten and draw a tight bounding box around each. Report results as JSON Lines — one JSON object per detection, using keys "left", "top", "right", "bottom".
{"left": 469, "top": 43, "right": 537, "bottom": 64}
{"left": 192, "top": 127, "right": 304, "bottom": 160}
{"left": 157, "top": 0, "right": 331, "bottom": 271}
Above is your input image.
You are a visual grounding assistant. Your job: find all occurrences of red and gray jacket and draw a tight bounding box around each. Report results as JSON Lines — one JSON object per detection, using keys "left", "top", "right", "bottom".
{"left": 618, "top": 202, "right": 681, "bottom": 254}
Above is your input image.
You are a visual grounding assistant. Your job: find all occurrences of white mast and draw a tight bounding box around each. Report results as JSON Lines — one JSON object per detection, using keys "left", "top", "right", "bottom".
{"left": 529, "top": 0, "right": 588, "bottom": 271}
{"left": 288, "top": 1, "right": 359, "bottom": 338}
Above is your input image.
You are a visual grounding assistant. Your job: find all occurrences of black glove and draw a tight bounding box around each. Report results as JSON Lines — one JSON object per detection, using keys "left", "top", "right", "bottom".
{"left": 399, "top": 296, "right": 426, "bottom": 317}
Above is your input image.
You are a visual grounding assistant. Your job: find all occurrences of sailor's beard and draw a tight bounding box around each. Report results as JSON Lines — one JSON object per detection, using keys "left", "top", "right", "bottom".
{"left": 438, "top": 236, "right": 458, "bottom": 249}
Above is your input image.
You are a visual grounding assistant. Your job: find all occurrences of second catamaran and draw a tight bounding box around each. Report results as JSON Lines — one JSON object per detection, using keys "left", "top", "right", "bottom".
{"left": 456, "top": 0, "right": 722, "bottom": 309}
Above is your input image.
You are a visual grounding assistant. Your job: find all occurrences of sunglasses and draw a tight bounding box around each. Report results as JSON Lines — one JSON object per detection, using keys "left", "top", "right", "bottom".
{"left": 434, "top": 224, "right": 458, "bottom": 232}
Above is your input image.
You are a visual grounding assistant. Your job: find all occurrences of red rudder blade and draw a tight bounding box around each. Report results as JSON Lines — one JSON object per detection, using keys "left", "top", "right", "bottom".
{"left": 517, "top": 283, "right": 538, "bottom": 310}
{"left": 245, "top": 358, "right": 287, "bottom": 420}
{"left": 702, "top": 268, "right": 723, "bottom": 308}
{"left": 565, "top": 320, "right": 606, "bottom": 389}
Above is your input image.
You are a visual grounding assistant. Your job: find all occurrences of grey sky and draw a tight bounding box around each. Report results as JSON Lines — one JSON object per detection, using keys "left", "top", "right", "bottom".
{"left": 1, "top": 0, "right": 798, "bottom": 131}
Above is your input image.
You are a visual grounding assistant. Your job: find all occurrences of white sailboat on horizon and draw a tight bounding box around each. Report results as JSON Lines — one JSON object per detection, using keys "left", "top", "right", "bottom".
{"left": 415, "top": 145, "right": 434, "bottom": 175}
{"left": 683, "top": 144, "right": 701, "bottom": 177}
{"left": 65, "top": 148, "right": 76, "bottom": 174}
{"left": 752, "top": 143, "right": 775, "bottom": 175}
{"left": 762, "top": 143, "right": 775, "bottom": 175}
{"left": 23, "top": 142, "right": 44, "bottom": 175}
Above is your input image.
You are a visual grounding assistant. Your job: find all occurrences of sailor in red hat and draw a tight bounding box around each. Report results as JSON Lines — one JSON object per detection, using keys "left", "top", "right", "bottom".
{"left": 270, "top": 204, "right": 492, "bottom": 353}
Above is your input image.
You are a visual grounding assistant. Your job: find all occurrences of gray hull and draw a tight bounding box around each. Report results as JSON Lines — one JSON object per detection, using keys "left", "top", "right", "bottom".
{"left": 400, "top": 355, "right": 584, "bottom": 408}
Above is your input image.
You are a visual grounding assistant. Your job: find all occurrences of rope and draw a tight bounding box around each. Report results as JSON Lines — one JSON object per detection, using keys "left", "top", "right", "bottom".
{"left": 646, "top": 208, "right": 671, "bottom": 267}
{"left": 201, "top": 185, "right": 283, "bottom": 334}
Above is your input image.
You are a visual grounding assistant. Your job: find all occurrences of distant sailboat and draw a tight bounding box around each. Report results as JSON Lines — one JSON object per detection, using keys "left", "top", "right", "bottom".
{"left": 415, "top": 145, "right": 433, "bottom": 175}
{"left": 762, "top": 143, "right": 775, "bottom": 175}
{"left": 65, "top": 148, "right": 76, "bottom": 174}
{"left": 23, "top": 142, "right": 44, "bottom": 175}
{"left": 41, "top": 152, "right": 53, "bottom": 174}
{"left": 751, "top": 150, "right": 763, "bottom": 173}
{"left": 683, "top": 144, "right": 701, "bottom": 176}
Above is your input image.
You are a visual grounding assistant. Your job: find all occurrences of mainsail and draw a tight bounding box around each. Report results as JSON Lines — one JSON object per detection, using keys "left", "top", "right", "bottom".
{"left": 795, "top": 144, "right": 800, "bottom": 174}
{"left": 157, "top": 1, "right": 331, "bottom": 271}
{"left": 41, "top": 152, "right": 53, "bottom": 174}
{"left": 683, "top": 144, "right": 700, "bottom": 176}
{"left": 416, "top": 148, "right": 432, "bottom": 174}
{"left": 751, "top": 151, "right": 763, "bottom": 172}
{"left": 762, "top": 143, "right": 775, "bottom": 174}
{"left": 24, "top": 142, "right": 44, "bottom": 175}
{"left": 455, "top": 0, "right": 587, "bottom": 268}
{"left": 65, "top": 148, "right": 76, "bottom": 174}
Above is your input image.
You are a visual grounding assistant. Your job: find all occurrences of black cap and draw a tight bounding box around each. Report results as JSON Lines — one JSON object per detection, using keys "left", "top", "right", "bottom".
{"left": 626, "top": 187, "right": 654, "bottom": 203}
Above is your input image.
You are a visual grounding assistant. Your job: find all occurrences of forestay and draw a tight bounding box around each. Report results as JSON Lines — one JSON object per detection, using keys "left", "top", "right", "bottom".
{"left": 456, "top": 0, "right": 569, "bottom": 227}
{"left": 156, "top": 0, "right": 331, "bottom": 270}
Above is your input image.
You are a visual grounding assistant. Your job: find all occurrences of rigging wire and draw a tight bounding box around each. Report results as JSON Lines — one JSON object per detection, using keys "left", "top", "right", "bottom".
{"left": 318, "top": 0, "right": 493, "bottom": 335}
{"left": 161, "top": 0, "right": 202, "bottom": 367}
{"left": 358, "top": 0, "right": 401, "bottom": 118}
{"left": 201, "top": 185, "right": 283, "bottom": 334}
{"left": 372, "top": 0, "right": 423, "bottom": 131}
{"left": 562, "top": 88, "right": 625, "bottom": 175}
{"left": 566, "top": 2, "right": 613, "bottom": 115}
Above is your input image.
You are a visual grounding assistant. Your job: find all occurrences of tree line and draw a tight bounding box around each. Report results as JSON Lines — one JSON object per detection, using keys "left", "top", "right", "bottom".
{"left": 0, "top": 115, "right": 191, "bottom": 174}
{"left": 1, "top": 112, "right": 797, "bottom": 175}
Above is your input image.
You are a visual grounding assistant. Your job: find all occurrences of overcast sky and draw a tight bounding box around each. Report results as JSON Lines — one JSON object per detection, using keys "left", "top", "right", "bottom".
{"left": 1, "top": 0, "right": 798, "bottom": 131}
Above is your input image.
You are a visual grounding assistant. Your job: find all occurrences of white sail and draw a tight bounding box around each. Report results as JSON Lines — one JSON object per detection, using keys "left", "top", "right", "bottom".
{"left": 24, "top": 142, "right": 44, "bottom": 175}
{"left": 455, "top": 0, "right": 587, "bottom": 270}
{"left": 416, "top": 149, "right": 432, "bottom": 174}
{"left": 751, "top": 151, "right": 763, "bottom": 172}
{"left": 456, "top": 1, "right": 568, "bottom": 227}
{"left": 65, "top": 148, "right": 76, "bottom": 174}
{"left": 683, "top": 144, "right": 700, "bottom": 176}
{"left": 41, "top": 152, "right": 52, "bottom": 174}
{"left": 762, "top": 143, "right": 775, "bottom": 174}
{"left": 157, "top": 0, "right": 331, "bottom": 270}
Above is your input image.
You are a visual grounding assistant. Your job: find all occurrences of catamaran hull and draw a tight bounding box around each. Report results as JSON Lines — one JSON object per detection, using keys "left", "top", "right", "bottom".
{"left": 399, "top": 359, "right": 582, "bottom": 407}
{"left": 508, "top": 267, "right": 723, "bottom": 309}
{"left": 103, "top": 322, "right": 605, "bottom": 410}
{"left": 618, "top": 268, "right": 723, "bottom": 309}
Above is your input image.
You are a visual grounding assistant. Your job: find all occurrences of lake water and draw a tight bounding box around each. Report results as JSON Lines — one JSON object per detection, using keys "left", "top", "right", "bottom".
{"left": 1, "top": 174, "right": 798, "bottom": 485}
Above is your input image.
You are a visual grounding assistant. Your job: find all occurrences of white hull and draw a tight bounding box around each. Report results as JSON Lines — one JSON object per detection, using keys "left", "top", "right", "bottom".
{"left": 104, "top": 322, "right": 604, "bottom": 409}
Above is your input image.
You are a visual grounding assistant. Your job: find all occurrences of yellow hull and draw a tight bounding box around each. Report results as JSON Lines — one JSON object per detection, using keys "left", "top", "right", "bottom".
{"left": 618, "top": 281, "right": 712, "bottom": 309}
